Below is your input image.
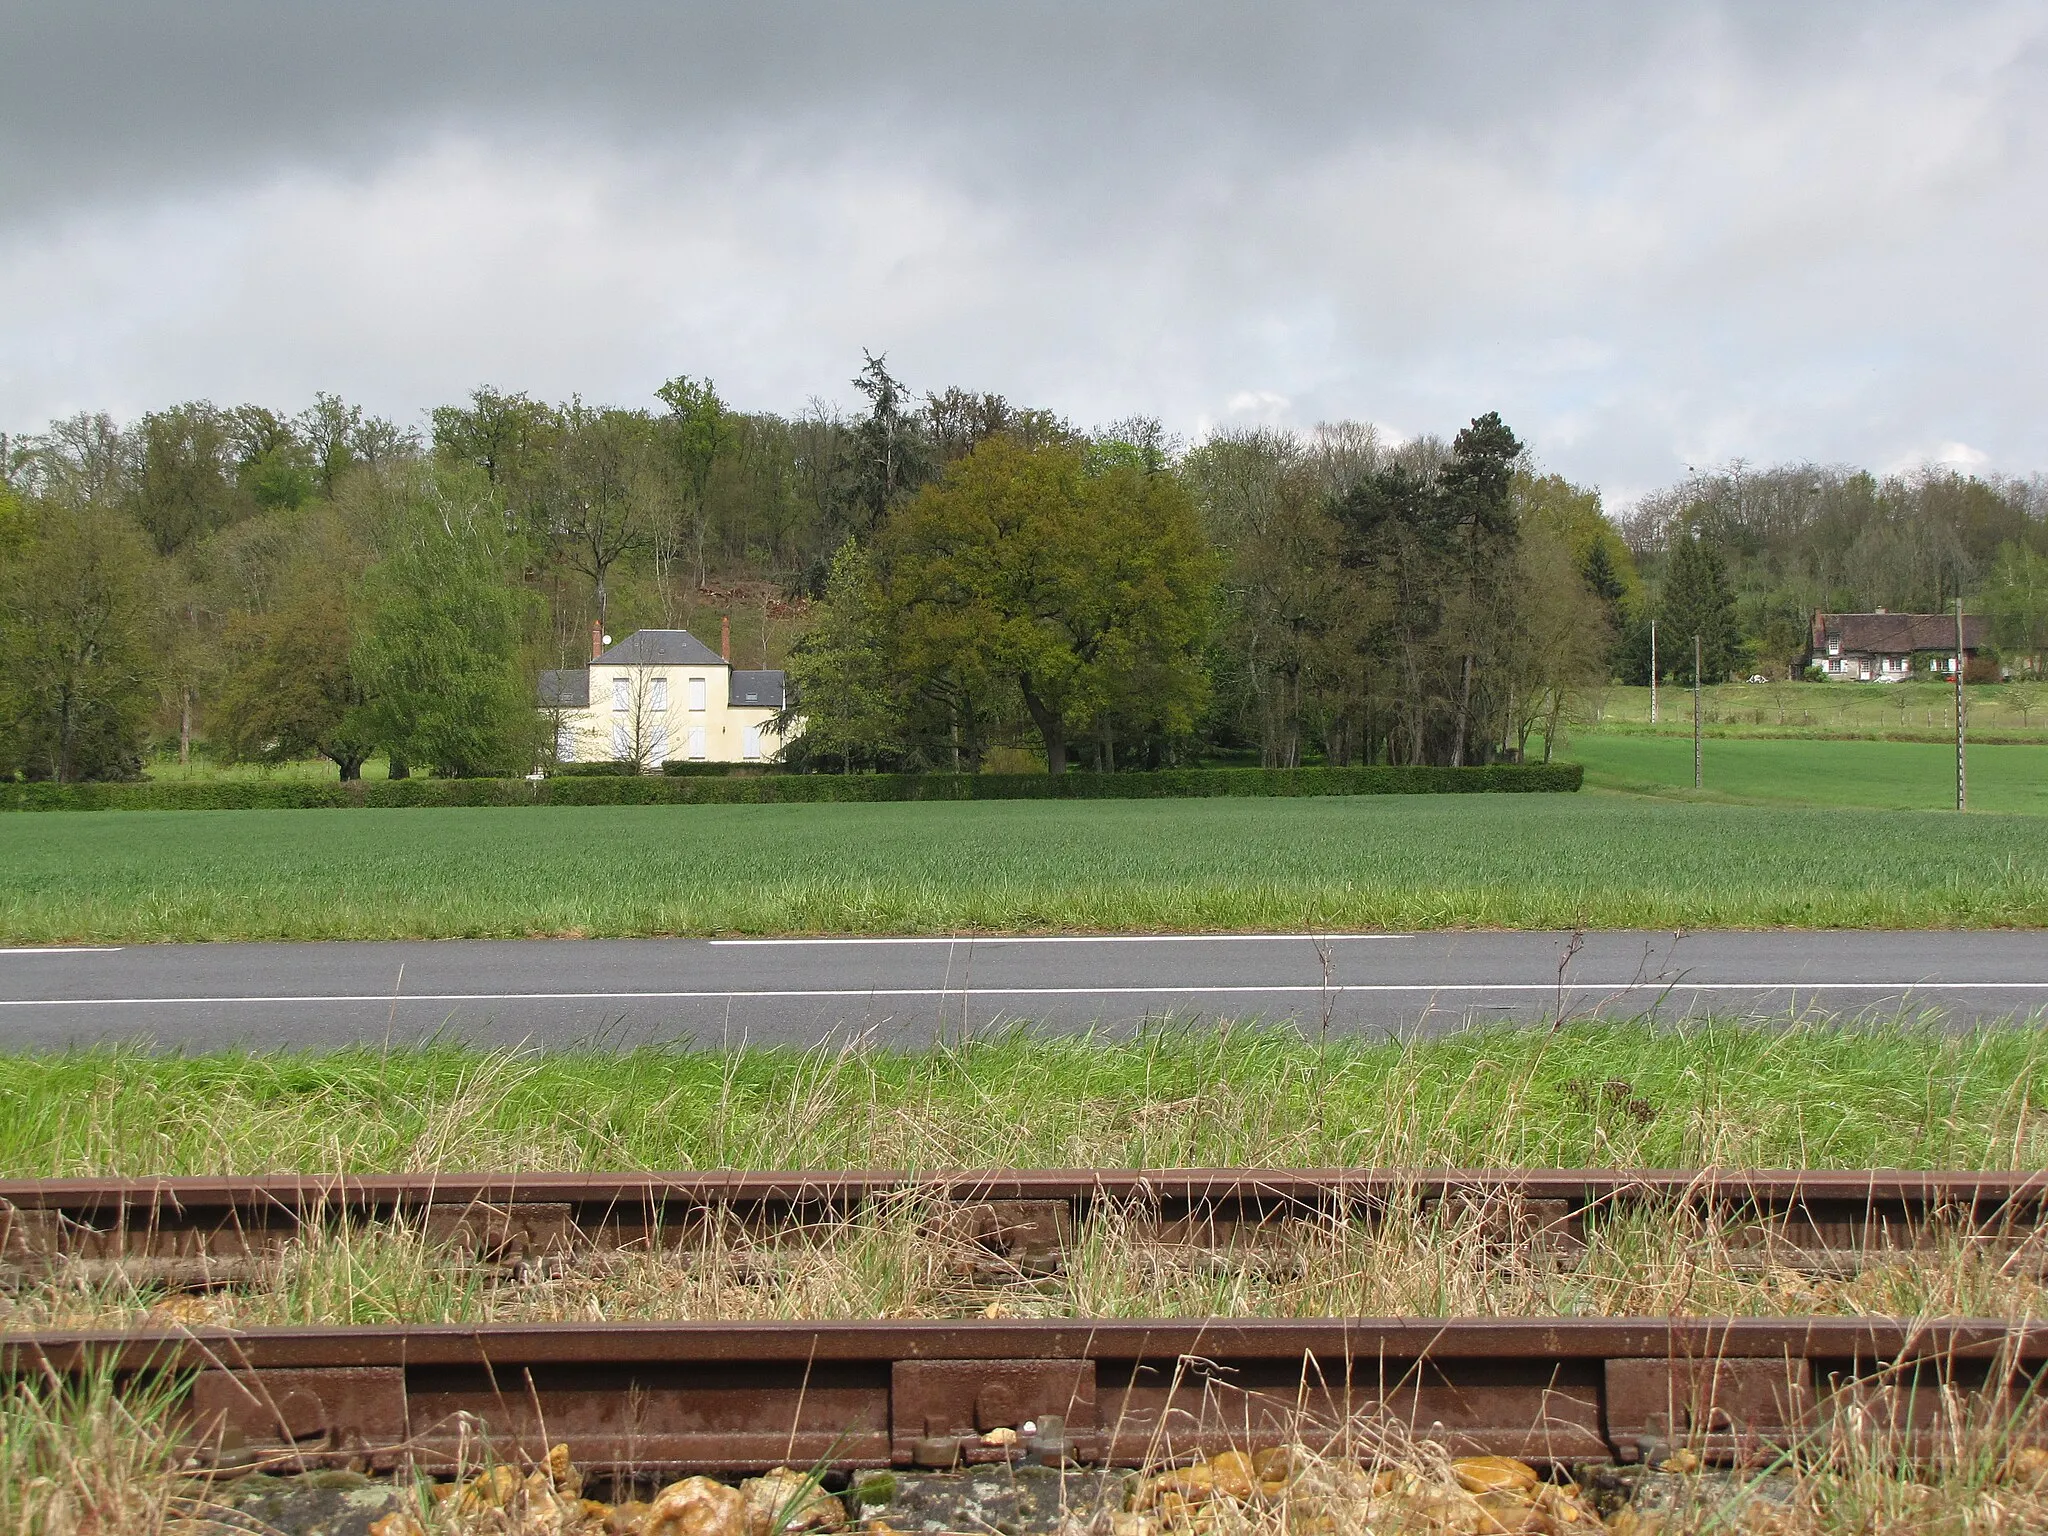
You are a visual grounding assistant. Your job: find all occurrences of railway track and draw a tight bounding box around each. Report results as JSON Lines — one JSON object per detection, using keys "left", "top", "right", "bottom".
{"left": 4, "top": 1169, "right": 2047, "bottom": 1484}
{"left": 7, "top": 1317, "right": 2046, "bottom": 1475}
{"left": 6, "top": 1167, "right": 2046, "bottom": 1282}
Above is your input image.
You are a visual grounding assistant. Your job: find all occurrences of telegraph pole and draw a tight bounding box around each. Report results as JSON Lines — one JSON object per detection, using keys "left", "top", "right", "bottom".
{"left": 1693, "top": 633, "right": 1703, "bottom": 789}
{"left": 1956, "top": 597, "right": 1967, "bottom": 812}
{"left": 1649, "top": 620, "right": 1659, "bottom": 724}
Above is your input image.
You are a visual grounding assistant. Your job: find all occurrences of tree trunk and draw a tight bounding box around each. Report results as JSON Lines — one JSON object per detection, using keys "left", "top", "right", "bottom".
{"left": 179, "top": 686, "right": 192, "bottom": 766}
{"left": 335, "top": 753, "right": 365, "bottom": 782}
{"left": 1018, "top": 678, "right": 1067, "bottom": 774}
{"left": 56, "top": 684, "right": 75, "bottom": 784}
{"left": 388, "top": 754, "right": 410, "bottom": 781}
{"left": 1451, "top": 654, "right": 1473, "bottom": 767}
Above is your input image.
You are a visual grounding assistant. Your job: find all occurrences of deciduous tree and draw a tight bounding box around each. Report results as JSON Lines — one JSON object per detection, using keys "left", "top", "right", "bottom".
{"left": 0, "top": 501, "right": 160, "bottom": 780}
{"left": 352, "top": 472, "right": 537, "bottom": 777}
{"left": 884, "top": 436, "right": 1214, "bottom": 773}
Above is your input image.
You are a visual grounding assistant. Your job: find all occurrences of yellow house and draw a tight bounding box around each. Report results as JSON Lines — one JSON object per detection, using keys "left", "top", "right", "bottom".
{"left": 538, "top": 629, "right": 794, "bottom": 768}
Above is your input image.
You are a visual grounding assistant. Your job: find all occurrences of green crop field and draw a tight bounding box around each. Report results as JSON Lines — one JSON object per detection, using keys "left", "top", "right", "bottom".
{"left": 3, "top": 793, "right": 2046, "bottom": 942}
{"left": 1567, "top": 733, "right": 2048, "bottom": 813}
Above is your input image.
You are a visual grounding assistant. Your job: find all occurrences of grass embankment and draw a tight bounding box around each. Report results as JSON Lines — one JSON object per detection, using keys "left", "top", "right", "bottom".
{"left": 5, "top": 795, "right": 2047, "bottom": 942}
{"left": 5, "top": 1023, "right": 2042, "bottom": 1174}
{"left": 1568, "top": 734, "right": 2048, "bottom": 813}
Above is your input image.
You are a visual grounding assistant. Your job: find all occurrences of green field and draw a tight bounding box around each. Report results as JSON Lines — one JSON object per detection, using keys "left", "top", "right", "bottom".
{"left": 1593, "top": 680, "right": 2048, "bottom": 740}
{"left": 1568, "top": 733, "right": 2048, "bottom": 812}
{"left": 3, "top": 1022, "right": 2042, "bottom": 1174}
{"left": 3, "top": 793, "right": 2046, "bottom": 941}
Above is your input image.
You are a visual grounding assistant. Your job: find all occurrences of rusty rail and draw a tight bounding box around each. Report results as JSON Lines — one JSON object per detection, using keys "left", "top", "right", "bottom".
{"left": 6, "top": 1317, "right": 2045, "bottom": 1475}
{"left": 5, "top": 1168, "right": 2045, "bottom": 1279}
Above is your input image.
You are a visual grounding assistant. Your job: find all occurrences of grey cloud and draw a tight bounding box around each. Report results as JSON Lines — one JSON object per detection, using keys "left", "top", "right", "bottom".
{"left": 2, "top": 2, "right": 2044, "bottom": 496}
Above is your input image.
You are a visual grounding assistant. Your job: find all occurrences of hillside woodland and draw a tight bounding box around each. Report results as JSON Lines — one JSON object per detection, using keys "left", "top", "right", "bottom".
{"left": 4, "top": 356, "right": 2044, "bottom": 780}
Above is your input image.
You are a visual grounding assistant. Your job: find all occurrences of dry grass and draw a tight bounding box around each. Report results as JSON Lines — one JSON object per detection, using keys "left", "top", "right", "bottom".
{"left": 5, "top": 1372, "right": 2044, "bottom": 1536}
{"left": 5, "top": 1190, "right": 2045, "bottom": 1333}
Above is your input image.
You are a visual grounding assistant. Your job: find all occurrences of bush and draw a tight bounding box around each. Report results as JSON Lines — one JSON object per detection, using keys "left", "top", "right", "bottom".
{"left": 552, "top": 761, "right": 642, "bottom": 777}
{"left": 0, "top": 763, "right": 1582, "bottom": 812}
{"left": 660, "top": 761, "right": 767, "bottom": 777}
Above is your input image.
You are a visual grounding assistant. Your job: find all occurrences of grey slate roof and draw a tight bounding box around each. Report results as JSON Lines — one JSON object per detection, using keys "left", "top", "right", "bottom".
{"left": 728, "top": 670, "right": 786, "bottom": 709}
{"left": 537, "top": 669, "right": 589, "bottom": 707}
{"left": 595, "top": 629, "right": 727, "bottom": 667}
{"left": 1814, "top": 612, "right": 1989, "bottom": 655}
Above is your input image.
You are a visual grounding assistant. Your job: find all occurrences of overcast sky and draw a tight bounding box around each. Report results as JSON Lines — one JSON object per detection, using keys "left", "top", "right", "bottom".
{"left": 4, "top": 2, "right": 2044, "bottom": 500}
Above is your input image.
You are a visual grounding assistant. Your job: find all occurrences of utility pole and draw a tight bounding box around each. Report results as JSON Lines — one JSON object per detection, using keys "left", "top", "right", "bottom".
{"left": 1956, "top": 597, "right": 1967, "bottom": 812}
{"left": 1649, "top": 620, "right": 1659, "bottom": 724}
{"left": 1693, "top": 633, "right": 1703, "bottom": 790}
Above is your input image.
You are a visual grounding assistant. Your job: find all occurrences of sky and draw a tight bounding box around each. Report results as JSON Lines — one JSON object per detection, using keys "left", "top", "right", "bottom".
{"left": 3, "top": 2, "right": 2044, "bottom": 502}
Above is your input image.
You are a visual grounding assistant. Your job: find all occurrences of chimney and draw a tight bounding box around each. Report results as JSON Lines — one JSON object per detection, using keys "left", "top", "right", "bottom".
{"left": 591, "top": 621, "right": 604, "bottom": 661}
{"left": 720, "top": 615, "right": 731, "bottom": 662}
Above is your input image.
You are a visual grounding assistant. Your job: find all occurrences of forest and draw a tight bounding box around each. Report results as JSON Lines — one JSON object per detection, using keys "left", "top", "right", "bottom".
{"left": 3, "top": 355, "right": 2045, "bottom": 781}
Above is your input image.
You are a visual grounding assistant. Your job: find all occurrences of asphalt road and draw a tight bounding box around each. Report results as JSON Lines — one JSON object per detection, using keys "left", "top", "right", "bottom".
{"left": 1, "top": 931, "right": 2044, "bottom": 1050}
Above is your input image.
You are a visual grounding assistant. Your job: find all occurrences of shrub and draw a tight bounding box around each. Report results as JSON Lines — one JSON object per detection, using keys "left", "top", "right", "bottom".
{"left": 0, "top": 763, "right": 1582, "bottom": 812}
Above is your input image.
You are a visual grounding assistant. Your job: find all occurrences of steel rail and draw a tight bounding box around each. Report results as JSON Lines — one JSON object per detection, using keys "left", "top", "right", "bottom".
{"left": 6, "top": 1317, "right": 2045, "bottom": 1475}
{"left": 4, "top": 1168, "right": 2045, "bottom": 1277}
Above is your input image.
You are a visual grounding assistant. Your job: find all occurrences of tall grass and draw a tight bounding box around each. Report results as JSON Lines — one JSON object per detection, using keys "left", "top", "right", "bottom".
{"left": 4, "top": 796, "right": 2048, "bottom": 942}
{"left": 0, "top": 1020, "right": 2043, "bottom": 1176}
{"left": 6, "top": 1189, "right": 2045, "bottom": 1332}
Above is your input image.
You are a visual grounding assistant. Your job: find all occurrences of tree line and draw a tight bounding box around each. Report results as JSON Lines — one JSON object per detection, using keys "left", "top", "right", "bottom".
{"left": 4, "top": 359, "right": 2044, "bottom": 781}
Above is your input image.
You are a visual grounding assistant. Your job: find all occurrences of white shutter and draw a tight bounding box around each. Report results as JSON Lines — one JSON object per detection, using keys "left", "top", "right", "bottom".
{"left": 686, "top": 726, "right": 706, "bottom": 760}
{"left": 612, "top": 677, "right": 629, "bottom": 711}
{"left": 611, "top": 722, "right": 630, "bottom": 758}
{"left": 650, "top": 677, "right": 669, "bottom": 711}
{"left": 743, "top": 726, "right": 761, "bottom": 760}
{"left": 688, "top": 676, "right": 707, "bottom": 711}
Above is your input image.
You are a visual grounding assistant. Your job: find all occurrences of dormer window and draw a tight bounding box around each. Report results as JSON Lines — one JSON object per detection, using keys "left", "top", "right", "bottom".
{"left": 1827, "top": 641, "right": 1840, "bottom": 657}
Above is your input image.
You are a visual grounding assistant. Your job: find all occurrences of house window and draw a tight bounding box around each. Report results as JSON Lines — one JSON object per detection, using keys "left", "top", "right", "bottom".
{"left": 649, "top": 723, "right": 669, "bottom": 763}
{"left": 612, "top": 677, "right": 630, "bottom": 712}
{"left": 686, "top": 726, "right": 706, "bottom": 760}
{"left": 611, "top": 721, "right": 630, "bottom": 758}
{"left": 650, "top": 677, "right": 669, "bottom": 711}
{"left": 1827, "top": 641, "right": 1840, "bottom": 656}
{"left": 556, "top": 724, "right": 578, "bottom": 762}
{"left": 688, "top": 676, "right": 707, "bottom": 712}
{"left": 743, "top": 726, "right": 761, "bottom": 760}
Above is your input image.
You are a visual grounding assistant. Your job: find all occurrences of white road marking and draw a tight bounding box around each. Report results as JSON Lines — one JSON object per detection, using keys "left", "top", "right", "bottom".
{"left": 708, "top": 934, "right": 1412, "bottom": 945}
{"left": 0, "top": 947, "right": 124, "bottom": 955}
{"left": 1, "top": 982, "right": 2045, "bottom": 1006}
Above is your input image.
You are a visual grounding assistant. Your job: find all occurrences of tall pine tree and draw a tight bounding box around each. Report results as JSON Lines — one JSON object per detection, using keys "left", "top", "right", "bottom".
{"left": 1658, "top": 532, "right": 1739, "bottom": 682}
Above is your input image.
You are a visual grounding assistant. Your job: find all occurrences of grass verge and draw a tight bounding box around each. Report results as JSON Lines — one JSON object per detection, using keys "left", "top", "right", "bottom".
{"left": 6, "top": 796, "right": 2048, "bottom": 942}
{"left": 2, "top": 1020, "right": 2044, "bottom": 1175}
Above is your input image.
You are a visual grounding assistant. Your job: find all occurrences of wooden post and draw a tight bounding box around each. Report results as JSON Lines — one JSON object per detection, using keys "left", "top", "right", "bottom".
{"left": 1956, "top": 597, "right": 1967, "bottom": 812}
{"left": 1693, "top": 633, "right": 1703, "bottom": 790}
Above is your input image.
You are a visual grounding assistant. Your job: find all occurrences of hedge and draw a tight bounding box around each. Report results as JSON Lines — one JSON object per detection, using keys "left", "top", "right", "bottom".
{"left": 0, "top": 762, "right": 1581, "bottom": 812}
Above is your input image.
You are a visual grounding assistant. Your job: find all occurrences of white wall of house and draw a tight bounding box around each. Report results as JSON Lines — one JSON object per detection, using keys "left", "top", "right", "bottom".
{"left": 552, "top": 662, "right": 789, "bottom": 766}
